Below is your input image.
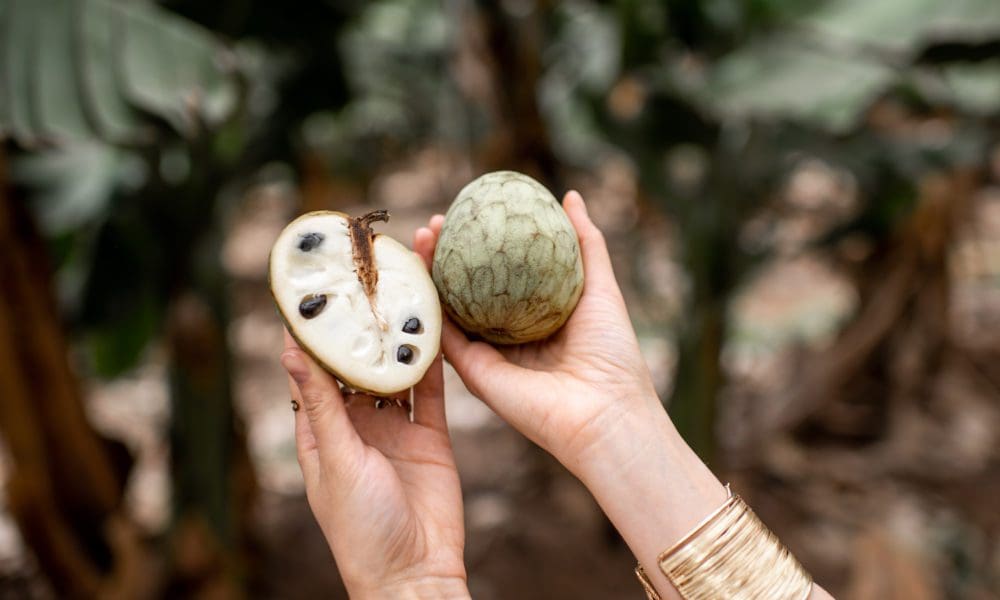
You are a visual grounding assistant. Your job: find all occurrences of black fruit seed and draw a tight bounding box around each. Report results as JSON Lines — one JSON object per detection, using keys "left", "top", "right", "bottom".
{"left": 396, "top": 345, "right": 414, "bottom": 364}
{"left": 298, "top": 232, "right": 325, "bottom": 252}
{"left": 299, "top": 294, "right": 328, "bottom": 319}
{"left": 402, "top": 317, "right": 421, "bottom": 334}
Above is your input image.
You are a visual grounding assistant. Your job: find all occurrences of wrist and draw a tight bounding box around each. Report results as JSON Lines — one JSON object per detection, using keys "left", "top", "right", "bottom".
{"left": 572, "top": 394, "right": 728, "bottom": 600}
{"left": 350, "top": 575, "right": 470, "bottom": 600}
{"left": 577, "top": 404, "right": 726, "bottom": 528}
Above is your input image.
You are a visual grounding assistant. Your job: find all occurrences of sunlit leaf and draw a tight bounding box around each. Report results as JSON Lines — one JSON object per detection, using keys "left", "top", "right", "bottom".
{"left": 550, "top": 3, "right": 621, "bottom": 93}
{"left": 0, "top": 0, "right": 8, "bottom": 133}
{"left": 10, "top": 142, "right": 143, "bottom": 233}
{"left": 0, "top": 0, "right": 238, "bottom": 145}
{"left": 35, "top": 0, "right": 96, "bottom": 140}
{"left": 703, "top": 40, "right": 894, "bottom": 133}
{"left": 1, "top": 0, "right": 40, "bottom": 144}
{"left": 337, "top": 0, "right": 456, "bottom": 150}
{"left": 541, "top": 3, "right": 621, "bottom": 163}
{"left": 684, "top": 0, "right": 1000, "bottom": 133}
{"left": 118, "top": 1, "right": 237, "bottom": 134}
{"left": 940, "top": 61, "right": 1000, "bottom": 116}
{"left": 797, "top": 0, "right": 1000, "bottom": 56}
{"left": 77, "top": 0, "right": 146, "bottom": 143}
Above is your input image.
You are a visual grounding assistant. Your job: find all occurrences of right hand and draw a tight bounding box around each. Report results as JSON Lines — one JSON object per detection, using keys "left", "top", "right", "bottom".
{"left": 417, "top": 191, "right": 664, "bottom": 477}
{"left": 422, "top": 191, "right": 825, "bottom": 600}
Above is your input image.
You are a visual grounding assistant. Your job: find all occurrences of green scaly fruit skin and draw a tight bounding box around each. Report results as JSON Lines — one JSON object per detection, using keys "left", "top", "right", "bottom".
{"left": 432, "top": 171, "right": 584, "bottom": 345}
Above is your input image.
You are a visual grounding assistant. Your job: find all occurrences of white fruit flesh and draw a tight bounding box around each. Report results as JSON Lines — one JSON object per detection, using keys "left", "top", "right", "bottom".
{"left": 269, "top": 211, "right": 441, "bottom": 395}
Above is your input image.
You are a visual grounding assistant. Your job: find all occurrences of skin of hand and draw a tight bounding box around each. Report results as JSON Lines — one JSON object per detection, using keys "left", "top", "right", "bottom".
{"left": 419, "top": 190, "right": 673, "bottom": 479}
{"left": 419, "top": 191, "right": 834, "bottom": 600}
{"left": 279, "top": 228, "right": 469, "bottom": 599}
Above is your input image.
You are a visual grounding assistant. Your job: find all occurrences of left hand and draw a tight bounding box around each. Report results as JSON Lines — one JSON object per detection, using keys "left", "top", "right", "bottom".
{"left": 280, "top": 227, "right": 468, "bottom": 599}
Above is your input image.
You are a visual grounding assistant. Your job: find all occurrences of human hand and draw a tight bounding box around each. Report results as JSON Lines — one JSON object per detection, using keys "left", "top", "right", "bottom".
{"left": 280, "top": 229, "right": 468, "bottom": 599}
{"left": 418, "top": 191, "right": 663, "bottom": 477}
{"left": 422, "top": 191, "right": 726, "bottom": 600}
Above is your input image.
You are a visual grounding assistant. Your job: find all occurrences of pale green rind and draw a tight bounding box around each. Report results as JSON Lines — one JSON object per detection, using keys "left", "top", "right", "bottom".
{"left": 432, "top": 171, "right": 584, "bottom": 345}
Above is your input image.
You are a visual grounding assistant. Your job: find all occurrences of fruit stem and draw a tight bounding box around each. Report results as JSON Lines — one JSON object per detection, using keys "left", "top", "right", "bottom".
{"left": 349, "top": 210, "right": 391, "bottom": 331}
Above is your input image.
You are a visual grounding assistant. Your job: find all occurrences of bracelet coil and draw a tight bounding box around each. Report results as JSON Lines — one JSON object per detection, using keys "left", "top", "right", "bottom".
{"left": 635, "top": 487, "right": 812, "bottom": 600}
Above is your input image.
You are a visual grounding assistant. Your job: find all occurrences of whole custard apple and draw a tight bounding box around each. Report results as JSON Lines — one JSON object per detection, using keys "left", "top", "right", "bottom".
{"left": 432, "top": 171, "right": 584, "bottom": 344}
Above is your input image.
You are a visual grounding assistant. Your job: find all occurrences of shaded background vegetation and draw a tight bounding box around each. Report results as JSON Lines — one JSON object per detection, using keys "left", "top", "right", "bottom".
{"left": 1, "top": 0, "right": 1000, "bottom": 597}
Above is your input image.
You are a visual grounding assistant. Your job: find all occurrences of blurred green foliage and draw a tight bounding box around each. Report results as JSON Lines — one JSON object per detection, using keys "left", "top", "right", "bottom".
{"left": 1, "top": 0, "right": 236, "bottom": 144}
{"left": 2, "top": 0, "right": 1000, "bottom": 521}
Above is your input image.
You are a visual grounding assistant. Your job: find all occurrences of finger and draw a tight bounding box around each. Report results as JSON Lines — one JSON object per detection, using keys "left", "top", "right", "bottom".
{"left": 288, "top": 372, "right": 320, "bottom": 486}
{"left": 429, "top": 214, "right": 444, "bottom": 237}
{"left": 413, "top": 226, "right": 436, "bottom": 271}
{"left": 562, "top": 190, "right": 618, "bottom": 290}
{"left": 413, "top": 224, "right": 448, "bottom": 431}
{"left": 281, "top": 334, "right": 365, "bottom": 471}
{"left": 283, "top": 331, "right": 323, "bottom": 486}
{"left": 412, "top": 352, "right": 447, "bottom": 432}
{"left": 440, "top": 319, "right": 533, "bottom": 423}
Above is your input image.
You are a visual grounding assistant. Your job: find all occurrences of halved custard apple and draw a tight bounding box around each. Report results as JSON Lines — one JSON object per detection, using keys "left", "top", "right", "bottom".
{"left": 269, "top": 210, "right": 441, "bottom": 396}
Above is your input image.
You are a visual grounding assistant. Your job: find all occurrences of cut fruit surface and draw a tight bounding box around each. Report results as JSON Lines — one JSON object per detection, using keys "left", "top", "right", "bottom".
{"left": 269, "top": 210, "right": 441, "bottom": 395}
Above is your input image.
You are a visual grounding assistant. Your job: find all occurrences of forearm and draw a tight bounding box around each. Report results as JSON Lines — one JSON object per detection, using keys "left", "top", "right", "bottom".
{"left": 570, "top": 397, "right": 725, "bottom": 600}
{"left": 571, "top": 396, "right": 829, "bottom": 600}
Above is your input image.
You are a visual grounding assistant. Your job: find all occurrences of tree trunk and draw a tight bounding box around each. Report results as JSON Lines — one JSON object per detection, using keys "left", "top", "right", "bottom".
{"left": 165, "top": 283, "right": 257, "bottom": 599}
{"left": 768, "top": 168, "right": 977, "bottom": 442}
{"left": 462, "top": 0, "right": 561, "bottom": 190}
{"left": 158, "top": 133, "right": 259, "bottom": 598}
{"left": 669, "top": 295, "right": 725, "bottom": 466}
{"left": 0, "top": 149, "right": 150, "bottom": 597}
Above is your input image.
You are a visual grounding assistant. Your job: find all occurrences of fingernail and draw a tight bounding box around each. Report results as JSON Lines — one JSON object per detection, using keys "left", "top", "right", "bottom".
{"left": 281, "top": 350, "right": 309, "bottom": 385}
{"left": 567, "top": 190, "right": 586, "bottom": 213}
